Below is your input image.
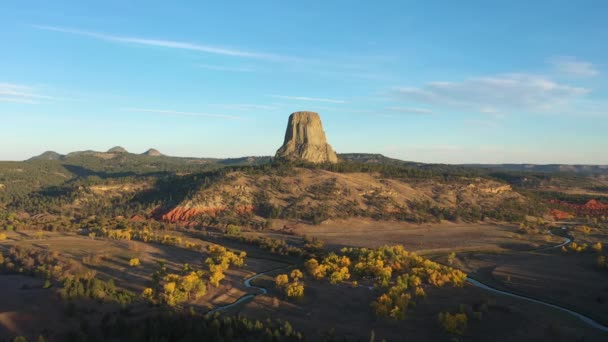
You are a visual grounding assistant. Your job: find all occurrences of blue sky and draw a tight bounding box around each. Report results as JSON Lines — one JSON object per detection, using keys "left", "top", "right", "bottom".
{"left": 1, "top": 1, "right": 607, "bottom": 163}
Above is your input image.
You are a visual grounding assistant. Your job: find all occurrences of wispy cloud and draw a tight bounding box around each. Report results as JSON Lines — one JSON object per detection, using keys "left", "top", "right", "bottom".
{"left": 270, "top": 95, "right": 346, "bottom": 104}
{"left": 210, "top": 104, "right": 277, "bottom": 111}
{"left": 34, "top": 25, "right": 292, "bottom": 62}
{"left": 385, "top": 106, "right": 434, "bottom": 115}
{"left": 551, "top": 56, "right": 599, "bottom": 77}
{"left": 196, "top": 64, "right": 256, "bottom": 72}
{"left": 0, "top": 83, "right": 54, "bottom": 104}
{"left": 123, "top": 108, "right": 242, "bottom": 120}
{"left": 394, "top": 73, "right": 589, "bottom": 114}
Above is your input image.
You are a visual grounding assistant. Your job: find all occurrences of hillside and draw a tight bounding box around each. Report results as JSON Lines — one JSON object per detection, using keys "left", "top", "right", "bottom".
{"left": 4, "top": 149, "right": 607, "bottom": 225}
{"left": 467, "top": 163, "right": 608, "bottom": 175}
{"left": 156, "top": 166, "right": 537, "bottom": 226}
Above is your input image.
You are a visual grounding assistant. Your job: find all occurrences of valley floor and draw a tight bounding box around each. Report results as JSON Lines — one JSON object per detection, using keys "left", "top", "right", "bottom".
{"left": 1, "top": 220, "right": 607, "bottom": 341}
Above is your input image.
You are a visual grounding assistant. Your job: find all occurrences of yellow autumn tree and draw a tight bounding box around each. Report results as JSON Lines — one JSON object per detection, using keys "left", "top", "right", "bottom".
{"left": 290, "top": 269, "right": 303, "bottom": 281}
{"left": 438, "top": 312, "right": 467, "bottom": 335}
{"left": 275, "top": 274, "right": 289, "bottom": 288}
{"left": 592, "top": 242, "right": 602, "bottom": 253}
{"left": 275, "top": 270, "right": 305, "bottom": 300}
{"left": 285, "top": 282, "right": 304, "bottom": 299}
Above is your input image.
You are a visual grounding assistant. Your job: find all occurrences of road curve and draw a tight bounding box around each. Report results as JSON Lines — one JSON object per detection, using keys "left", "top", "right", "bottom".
{"left": 208, "top": 266, "right": 287, "bottom": 314}
{"left": 465, "top": 231, "right": 608, "bottom": 333}
{"left": 466, "top": 276, "right": 608, "bottom": 332}
{"left": 210, "top": 232, "right": 608, "bottom": 333}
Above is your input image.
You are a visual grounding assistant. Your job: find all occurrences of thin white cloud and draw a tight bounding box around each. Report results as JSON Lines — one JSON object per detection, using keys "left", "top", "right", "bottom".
{"left": 196, "top": 64, "right": 256, "bottom": 72}
{"left": 123, "top": 107, "right": 242, "bottom": 120}
{"left": 210, "top": 104, "right": 277, "bottom": 111}
{"left": 34, "top": 25, "right": 292, "bottom": 62}
{"left": 386, "top": 106, "right": 434, "bottom": 115}
{"left": 0, "top": 83, "right": 54, "bottom": 104}
{"left": 394, "top": 73, "right": 589, "bottom": 114}
{"left": 270, "top": 95, "right": 346, "bottom": 104}
{"left": 551, "top": 56, "right": 599, "bottom": 77}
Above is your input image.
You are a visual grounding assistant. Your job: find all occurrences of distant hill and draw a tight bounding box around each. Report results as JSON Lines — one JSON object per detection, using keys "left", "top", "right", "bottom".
{"left": 465, "top": 164, "right": 608, "bottom": 175}
{"left": 142, "top": 148, "right": 163, "bottom": 157}
{"left": 107, "top": 146, "right": 128, "bottom": 153}
{"left": 338, "top": 153, "right": 410, "bottom": 165}
{"left": 28, "top": 151, "right": 64, "bottom": 161}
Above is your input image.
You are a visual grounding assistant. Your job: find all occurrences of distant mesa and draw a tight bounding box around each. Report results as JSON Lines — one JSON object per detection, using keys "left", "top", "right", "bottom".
{"left": 107, "top": 146, "right": 128, "bottom": 153}
{"left": 142, "top": 148, "right": 163, "bottom": 157}
{"left": 28, "top": 151, "right": 64, "bottom": 161}
{"left": 275, "top": 111, "right": 339, "bottom": 164}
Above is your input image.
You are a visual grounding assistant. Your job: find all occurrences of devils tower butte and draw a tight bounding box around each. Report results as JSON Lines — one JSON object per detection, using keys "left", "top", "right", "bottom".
{"left": 275, "top": 111, "right": 339, "bottom": 163}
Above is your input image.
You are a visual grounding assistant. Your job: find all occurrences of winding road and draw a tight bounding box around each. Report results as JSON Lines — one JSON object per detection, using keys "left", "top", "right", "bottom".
{"left": 465, "top": 231, "right": 608, "bottom": 332}
{"left": 208, "top": 265, "right": 287, "bottom": 314}
{"left": 210, "top": 232, "right": 608, "bottom": 333}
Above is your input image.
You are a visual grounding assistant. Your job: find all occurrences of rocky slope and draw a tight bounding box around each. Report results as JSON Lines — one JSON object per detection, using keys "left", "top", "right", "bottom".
{"left": 275, "top": 111, "right": 338, "bottom": 163}
{"left": 159, "top": 168, "right": 526, "bottom": 224}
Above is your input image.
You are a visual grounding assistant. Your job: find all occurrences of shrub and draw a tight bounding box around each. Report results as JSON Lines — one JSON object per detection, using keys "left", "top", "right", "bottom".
{"left": 225, "top": 225, "right": 241, "bottom": 236}
{"left": 576, "top": 225, "right": 592, "bottom": 235}
{"left": 447, "top": 252, "right": 456, "bottom": 265}
{"left": 129, "top": 258, "right": 140, "bottom": 267}
{"left": 141, "top": 287, "right": 154, "bottom": 301}
{"left": 592, "top": 242, "right": 602, "bottom": 253}
{"left": 275, "top": 274, "right": 289, "bottom": 288}
{"left": 438, "top": 311, "right": 467, "bottom": 335}
{"left": 0, "top": 233, "right": 6, "bottom": 241}
{"left": 598, "top": 256, "right": 607, "bottom": 269}
{"left": 568, "top": 242, "right": 587, "bottom": 253}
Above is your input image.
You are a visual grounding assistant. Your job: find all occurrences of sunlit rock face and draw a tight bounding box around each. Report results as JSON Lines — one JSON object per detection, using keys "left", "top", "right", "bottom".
{"left": 275, "top": 111, "right": 338, "bottom": 164}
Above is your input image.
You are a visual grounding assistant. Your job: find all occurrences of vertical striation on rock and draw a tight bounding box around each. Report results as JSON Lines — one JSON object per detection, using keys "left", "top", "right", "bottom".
{"left": 275, "top": 111, "right": 339, "bottom": 163}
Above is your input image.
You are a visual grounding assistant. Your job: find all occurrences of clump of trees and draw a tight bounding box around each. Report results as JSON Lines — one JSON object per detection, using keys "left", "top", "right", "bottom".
{"left": 218, "top": 232, "right": 305, "bottom": 257}
{"left": 143, "top": 245, "right": 246, "bottom": 307}
{"left": 73, "top": 311, "right": 304, "bottom": 341}
{"left": 438, "top": 311, "right": 468, "bottom": 335}
{"left": 275, "top": 269, "right": 304, "bottom": 300}
{"left": 0, "top": 246, "right": 71, "bottom": 280}
{"left": 0, "top": 246, "right": 136, "bottom": 306}
{"left": 158, "top": 271, "right": 207, "bottom": 307}
{"left": 93, "top": 226, "right": 204, "bottom": 251}
{"left": 205, "top": 244, "right": 246, "bottom": 287}
{"left": 146, "top": 261, "right": 207, "bottom": 307}
{"left": 305, "top": 253, "right": 351, "bottom": 284}
{"left": 304, "top": 245, "right": 467, "bottom": 320}
{"left": 225, "top": 224, "right": 241, "bottom": 236}
{"left": 567, "top": 242, "right": 588, "bottom": 253}
{"left": 61, "top": 275, "right": 135, "bottom": 305}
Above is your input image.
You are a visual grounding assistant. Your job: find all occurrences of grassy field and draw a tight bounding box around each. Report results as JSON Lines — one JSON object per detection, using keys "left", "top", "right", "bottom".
{"left": 289, "top": 219, "right": 561, "bottom": 253}
{"left": 1, "top": 221, "right": 607, "bottom": 341}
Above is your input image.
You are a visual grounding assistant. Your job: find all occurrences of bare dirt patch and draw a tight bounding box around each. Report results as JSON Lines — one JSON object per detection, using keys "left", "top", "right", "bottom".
{"left": 292, "top": 219, "right": 559, "bottom": 253}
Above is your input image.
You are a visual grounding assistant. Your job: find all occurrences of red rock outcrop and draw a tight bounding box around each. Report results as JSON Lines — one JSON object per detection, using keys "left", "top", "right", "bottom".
{"left": 551, "top": 209, "right": 575, "bottom": 220}
{"left": 160, "top": 205, "right": 254, "bottom": 222}
{"left": 130, "top": 215, "right": 146, "bottom": 222}
{"left": 549, "top": 199, "right": 608, "bottom": 217}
